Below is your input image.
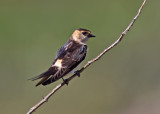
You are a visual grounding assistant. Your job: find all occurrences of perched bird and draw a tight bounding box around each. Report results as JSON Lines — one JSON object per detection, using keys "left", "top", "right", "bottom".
{"left": 30, "top": 28, "right": 95, "bottom": 86}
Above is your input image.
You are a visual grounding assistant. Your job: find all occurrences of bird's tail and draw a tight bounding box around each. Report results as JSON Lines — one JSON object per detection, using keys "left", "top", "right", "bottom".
{"left": 29, "top": 69, "right": 53, "bottom": 81}
{"left": 29, "top": 67, "right": 57, "bottom": 86}
{"left": 41, "top": 77, "right": 58, "bottom": 86}
{"left": 41, "top": 68, "right": 67, "bottom": 86}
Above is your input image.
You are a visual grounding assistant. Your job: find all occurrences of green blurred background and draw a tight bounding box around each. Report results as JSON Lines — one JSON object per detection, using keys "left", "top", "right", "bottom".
{"left": 0, "top": 0, "right": 159, "bottom": 114}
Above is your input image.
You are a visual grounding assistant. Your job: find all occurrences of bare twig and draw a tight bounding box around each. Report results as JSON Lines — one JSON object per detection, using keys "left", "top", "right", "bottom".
{"left": 27, "top": 0, "right": 146, "bottom": 114}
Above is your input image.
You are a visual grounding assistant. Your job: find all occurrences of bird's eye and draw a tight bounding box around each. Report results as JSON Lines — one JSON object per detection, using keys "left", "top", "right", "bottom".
{"left": 82, "top": 32, "right": 87, "bottom": 35}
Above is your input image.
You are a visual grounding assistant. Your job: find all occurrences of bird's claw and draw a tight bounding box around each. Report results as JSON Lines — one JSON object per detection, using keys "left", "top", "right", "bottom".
{"left": 62, "top": 78, "right": 69, "bottom": 85}
{"left": 75, "top": 70, "right": 81, "bottom": 77}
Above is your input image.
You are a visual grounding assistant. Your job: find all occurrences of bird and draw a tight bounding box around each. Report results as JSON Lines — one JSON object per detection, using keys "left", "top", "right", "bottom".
{"left": 30, "top": 28, "right": 95, "bottom": 86}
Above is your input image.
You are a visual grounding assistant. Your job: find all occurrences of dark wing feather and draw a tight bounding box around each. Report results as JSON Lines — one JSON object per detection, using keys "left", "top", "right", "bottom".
{"left": 42, "top": 41, "right": 87, "bottom": 86}
{"left": 30, "top": 67, "right": 56, "bottom": 81}
{"left": 55, "top": 40, "right": 71, "bottom": 59}
{"left": 30, "top": 41, "right": 71, "bottom": 86}
{"left": 31, "top": 40, "right": 87, "bottom": 86}
{"left": 30, "top": 67, "right": 58, "bottom": 86}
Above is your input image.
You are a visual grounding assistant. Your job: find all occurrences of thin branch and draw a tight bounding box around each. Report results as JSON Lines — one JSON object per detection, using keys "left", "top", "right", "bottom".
{"left": 27, "top": 0, "right": 146, "bottom": 114}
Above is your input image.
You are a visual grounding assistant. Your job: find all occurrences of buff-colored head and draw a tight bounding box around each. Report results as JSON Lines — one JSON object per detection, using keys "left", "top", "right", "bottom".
{"left": 71, "top": 28, "right": 95, "bottom": 44}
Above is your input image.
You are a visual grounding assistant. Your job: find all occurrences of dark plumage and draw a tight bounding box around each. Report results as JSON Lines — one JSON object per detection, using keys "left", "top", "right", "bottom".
{"left": 30, "top": 28, "right": 95, "bottom": 86}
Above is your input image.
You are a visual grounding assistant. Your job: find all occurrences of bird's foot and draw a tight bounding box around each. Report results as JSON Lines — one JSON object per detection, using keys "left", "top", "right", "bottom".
{"left": 75, "top": 70, "right": 81, "bottom": 77}
{"left": 62, "top": 78, "right": 69, "bottom": 85}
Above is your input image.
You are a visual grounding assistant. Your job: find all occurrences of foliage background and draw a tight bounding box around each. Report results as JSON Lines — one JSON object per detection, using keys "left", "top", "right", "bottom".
{"left": 0, "top": 0, "right": 159, "bottom": 114}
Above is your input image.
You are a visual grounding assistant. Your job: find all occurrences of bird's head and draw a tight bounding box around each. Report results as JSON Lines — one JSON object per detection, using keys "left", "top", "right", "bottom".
{"left": 71, "top": 28, "right": 95, "bottom": 44}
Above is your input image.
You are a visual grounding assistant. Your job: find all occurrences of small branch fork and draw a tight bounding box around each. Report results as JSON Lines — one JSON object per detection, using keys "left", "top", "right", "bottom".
{"left": 27, "top": 0, "right": 146, "bottom": 114}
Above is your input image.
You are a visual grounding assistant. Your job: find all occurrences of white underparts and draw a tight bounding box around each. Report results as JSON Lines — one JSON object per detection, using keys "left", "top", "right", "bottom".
{"left": 52, "top": 59, "right": 62, "bottom": 68}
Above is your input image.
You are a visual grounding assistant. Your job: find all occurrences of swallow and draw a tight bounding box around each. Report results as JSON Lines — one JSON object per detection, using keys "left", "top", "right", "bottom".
{"left": 30, "top": 28, "right": 95, "bottom": 86}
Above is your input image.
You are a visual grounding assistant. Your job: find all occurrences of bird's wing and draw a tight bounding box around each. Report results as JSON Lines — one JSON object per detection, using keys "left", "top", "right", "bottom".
{"left": 29, "top": 66, "right": 59, "bottom": 86}
{"left": 42, "top": 43, "right": 88, "bottom": 86}
{"left": 55, "top": 40, "right": 72, "bottom": 59}
{"left": 29, "top": 41, "right": 71, "bottom": 86}
{"left": 31, "top": 41, "right": 87, "bottom": 86}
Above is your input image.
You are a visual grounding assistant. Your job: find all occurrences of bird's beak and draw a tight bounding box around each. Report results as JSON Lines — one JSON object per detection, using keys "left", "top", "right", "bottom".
{"left": 89, "top": 34, "right": 96, "bottom": 38}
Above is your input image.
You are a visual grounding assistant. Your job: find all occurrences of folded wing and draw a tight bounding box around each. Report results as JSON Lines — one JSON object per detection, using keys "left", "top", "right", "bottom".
{"left": 31, "top": 40, "right": 87, "bottom": 86}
